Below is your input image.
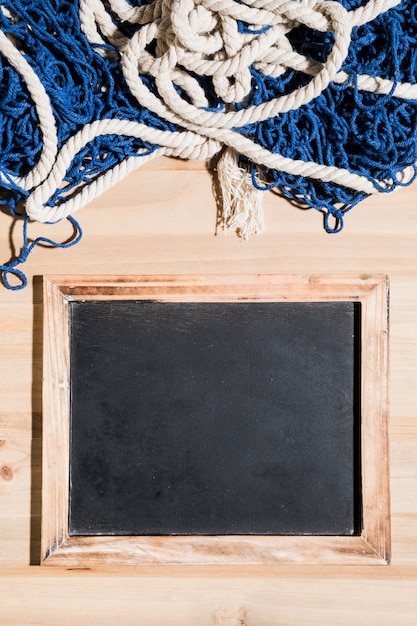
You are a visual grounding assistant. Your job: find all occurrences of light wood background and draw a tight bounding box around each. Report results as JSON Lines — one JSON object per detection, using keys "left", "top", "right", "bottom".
{"left": 1, "top": 157, "right": 417, "bottom": 624}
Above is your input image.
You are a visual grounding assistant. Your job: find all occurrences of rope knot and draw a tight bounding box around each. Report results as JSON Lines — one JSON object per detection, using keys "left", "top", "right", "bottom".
{"left": 124, "top": 0, "right": 352, "bottom": 113}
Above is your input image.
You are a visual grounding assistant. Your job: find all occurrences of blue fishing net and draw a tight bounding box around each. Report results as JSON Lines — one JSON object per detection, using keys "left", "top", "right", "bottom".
{"left": 0, "top": 0, "right": 416, "bottom": 288}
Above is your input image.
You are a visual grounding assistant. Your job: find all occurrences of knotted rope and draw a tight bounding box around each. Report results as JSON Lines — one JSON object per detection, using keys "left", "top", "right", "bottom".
{"left": 1, "top": 0, "right": 416, "bottom": 288}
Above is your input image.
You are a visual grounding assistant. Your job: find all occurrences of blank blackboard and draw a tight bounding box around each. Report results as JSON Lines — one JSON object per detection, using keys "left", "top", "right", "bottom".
{"left": 68, "top": 300, "right": 361, "bottom": 537}
{"left": 41, "top": 275, "right": 390, "bottom": 565}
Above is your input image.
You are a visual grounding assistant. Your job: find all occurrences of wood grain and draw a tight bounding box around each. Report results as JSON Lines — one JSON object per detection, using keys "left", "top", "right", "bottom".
{"left": 0, "top": 159, "right": 416, "bottom": 622}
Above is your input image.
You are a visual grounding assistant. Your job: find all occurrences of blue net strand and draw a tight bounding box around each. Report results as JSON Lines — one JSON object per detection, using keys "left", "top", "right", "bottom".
{"left": 0, "top": 0, "right": 417, "bottom": 288}
{"left": 0, "top": 215, "right": 82, "bottom": 291}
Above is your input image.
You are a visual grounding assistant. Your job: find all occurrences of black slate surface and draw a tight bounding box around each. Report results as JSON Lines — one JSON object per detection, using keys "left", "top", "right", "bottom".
{"left": 68, "top": 300, "right": 361, "bottom": 536}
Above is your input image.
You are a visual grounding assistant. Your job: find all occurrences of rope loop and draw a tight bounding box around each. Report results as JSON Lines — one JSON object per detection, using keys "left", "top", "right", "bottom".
{"left": 324, "top": 209, "right": 344, "bottom": 234}
{"left": 120, "top": 0, "right": 353, "bottom": 126}
{"left": 0, "top": 264, "right": 28, "bottom": 291}
{"left": 0, "top": 215, "right": 83, "bottom": 291}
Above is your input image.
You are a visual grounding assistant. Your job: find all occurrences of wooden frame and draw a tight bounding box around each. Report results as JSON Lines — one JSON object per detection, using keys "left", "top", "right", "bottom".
{"left": 41, "top": 274, "right": 390, "bottom": 566}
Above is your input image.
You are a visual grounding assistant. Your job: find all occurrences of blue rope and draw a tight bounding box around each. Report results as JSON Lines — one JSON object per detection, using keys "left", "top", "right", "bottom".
{"left": 0, "top": 216, "right": 82, "bottom": 291}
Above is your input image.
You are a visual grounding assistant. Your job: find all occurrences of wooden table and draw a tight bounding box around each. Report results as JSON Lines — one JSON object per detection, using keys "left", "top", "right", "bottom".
{"left": 1, "top": 158, "right": 417, "bottom": 624}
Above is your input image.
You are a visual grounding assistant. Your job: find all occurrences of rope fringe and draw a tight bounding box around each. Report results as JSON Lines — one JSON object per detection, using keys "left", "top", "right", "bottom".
{"left": 217, "top": 148, "right": 264, "bottom": 239}
{"left": 0, "top": 0, "right": 417, "bottom": 287}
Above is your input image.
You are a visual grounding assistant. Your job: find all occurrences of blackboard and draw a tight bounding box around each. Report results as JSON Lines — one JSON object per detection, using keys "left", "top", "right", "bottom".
{"left": 41, "top": 275, "right": 390, "bottom": 566}
{"left": 68, "top": 300, "right": 361, "bottom": 537}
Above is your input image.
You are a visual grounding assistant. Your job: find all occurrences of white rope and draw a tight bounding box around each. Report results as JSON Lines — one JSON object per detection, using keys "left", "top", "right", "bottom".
{"left": 26, "top": 119, "right": 221, "bottom": 222}
{"left": 0, "top": 0, "right": 412, "bottom": 231}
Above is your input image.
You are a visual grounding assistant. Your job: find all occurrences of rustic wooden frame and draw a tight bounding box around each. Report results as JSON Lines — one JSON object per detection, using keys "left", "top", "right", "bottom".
{"left": 41, "top": 274, "right": 390, "bottom": 566}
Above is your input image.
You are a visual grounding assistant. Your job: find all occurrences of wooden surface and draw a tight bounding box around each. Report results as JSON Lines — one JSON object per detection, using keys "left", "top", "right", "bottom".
{"left": 1, "top": 157, "right": 417, "bottom": 623}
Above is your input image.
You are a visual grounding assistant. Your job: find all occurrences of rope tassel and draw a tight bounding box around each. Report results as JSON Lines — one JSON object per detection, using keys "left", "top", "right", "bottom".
{"left": 217, "top": 148, "right": 264, "bottom": 239}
